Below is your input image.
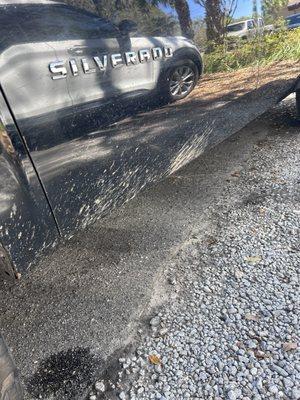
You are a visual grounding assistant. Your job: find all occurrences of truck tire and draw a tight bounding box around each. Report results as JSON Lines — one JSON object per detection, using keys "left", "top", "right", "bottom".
{"left": 0, "top": 245, "right": 17, "bottom": 282}
{"left": 0, "top": 334, "right": 23, "bottom": 400}
{"left": 296, "top": 89, "right": 300, "bottom": 118}
{"left": 162, "top": 59, "right": 199, "bottom": 103}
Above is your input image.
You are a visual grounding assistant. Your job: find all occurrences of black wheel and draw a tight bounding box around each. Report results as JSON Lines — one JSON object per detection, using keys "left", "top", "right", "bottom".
{"left": 296, "top": 89, "right": 300, "bottom": 118}
{"left": 164, "top": 59, "right": 199, "bottom": 102}
{"left": 0, "top": 334, "right": 23, "bottom": 400}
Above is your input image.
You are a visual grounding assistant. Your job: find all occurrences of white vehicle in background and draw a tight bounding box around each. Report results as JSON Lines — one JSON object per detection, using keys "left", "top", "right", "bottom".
{"left": 226, "top": 17, "right": 272, "bottom": 40}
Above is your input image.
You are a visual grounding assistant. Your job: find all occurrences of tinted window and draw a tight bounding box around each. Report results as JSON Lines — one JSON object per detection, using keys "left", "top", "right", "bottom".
{"left": 247, "top": 20, "right": 255, "bottom": 29}
{"left": 227, "top": 22, "right": 245, "bottom": 32}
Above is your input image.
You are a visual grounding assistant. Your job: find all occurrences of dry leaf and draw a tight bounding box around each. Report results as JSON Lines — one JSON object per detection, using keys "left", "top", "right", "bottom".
{"left": 254, "top": 350, "right": 268, "bottom": 359}
{"left": 259, "top": 207, "right": 266, "bottom": 216}
{"left": 15, "top": 272, "right": 22, "bottom": 280}
{"left": 206, "top": 237, "right": 217, "bottom": 246}
{"left": 234, "top": 270, "right": 244, "bottom": 279}
{"left": 245, "top": 256, "right": 262, "bottom": 265}
{"left": 250, "top": 334, "right": 262, "bottom": 342}
{"left": 256, "top": 140, "right": 268, "bottom": 148}
{"left": 282, "top": 342, "right": 298, "bottom": 352}
{"left": 271, "top": 178, "right": 285, "bottom": 184}
{"left": 148, "top": 355, "right": 162, "bottom": 365}
{"left": 245, "top": 313, "right": 260, "bottom": 322}
{"left": 280, "top": 276, "right": 290, "bottom": 283}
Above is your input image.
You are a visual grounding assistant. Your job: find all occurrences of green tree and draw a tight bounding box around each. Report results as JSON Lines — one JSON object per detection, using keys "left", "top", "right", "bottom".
{"left": 117, "top": 5, "right": 179, "bottom": 35}
{"left": 63, "top": 0, "right": 96, "bottom": 13}
{"left": 109, "top": 0, "right": 194, "bottom": 38}
{"left": 62, "top": 0, "right": 178, "bottom": 35}
{"left": 194, "top": 0, "right": 238, "bottom": 45}
{"left": 63, "top": 0, "right": 193, "bottom": 38}
{"left": 193, "top": 17, "right": 207, "bottom": 47}
{"left": 172, "top": 0, "right": 195, "bottom": 38}
{"left": 262, "top": 0, "right": 288, "bottom": 23}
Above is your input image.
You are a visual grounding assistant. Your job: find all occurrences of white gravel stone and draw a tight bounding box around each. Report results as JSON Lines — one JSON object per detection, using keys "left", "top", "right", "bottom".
{"left": 150, "top": 316, "right": 161, "bottom": 328}
{"left": 269, "top": 385, "right": 279, "bottom": 395}
{"left": 292, "top": 388, "right": 300, "bottom": 400}
{"left": 95, "top": 381, "right": 106, "bottom": 392}
{"left": 99, "top": 103, "right": 300, "bottom": 400}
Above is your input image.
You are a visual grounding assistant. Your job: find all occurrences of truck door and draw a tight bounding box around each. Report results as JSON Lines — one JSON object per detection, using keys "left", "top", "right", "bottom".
{"left": 0, "top": 1, "right": 155, "bottom": 235}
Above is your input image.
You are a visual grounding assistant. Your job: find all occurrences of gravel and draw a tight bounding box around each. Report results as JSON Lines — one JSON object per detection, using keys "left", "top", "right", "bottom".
{"left": 105, "top": 103, "right": 300, "bottom": 400}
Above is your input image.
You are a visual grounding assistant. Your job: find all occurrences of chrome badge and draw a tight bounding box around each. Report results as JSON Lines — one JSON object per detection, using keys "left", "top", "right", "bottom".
{"left": 49, "top": 47, "right": 173, "bottom": 80}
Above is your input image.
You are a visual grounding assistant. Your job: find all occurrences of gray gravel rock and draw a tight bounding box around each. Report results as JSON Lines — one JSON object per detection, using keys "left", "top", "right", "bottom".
{"left": 292, "top": 387, "right": 300, "bottom": 400}
{"left": 95, "top": 381, "right": 106, "bottom": 393}
{"left": 112, "top": 101, "right": 300, "bottom": 399}
{"left": 150, "top": 316, "right": 161, "bottom": 328}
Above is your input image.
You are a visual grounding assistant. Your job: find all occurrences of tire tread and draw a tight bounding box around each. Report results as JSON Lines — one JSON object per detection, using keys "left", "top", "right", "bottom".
{"left": 296, "top": 89, "right": 300, "bottom": 117}
{"left": 0, "top": 335, "right": 23, "bottom": 400}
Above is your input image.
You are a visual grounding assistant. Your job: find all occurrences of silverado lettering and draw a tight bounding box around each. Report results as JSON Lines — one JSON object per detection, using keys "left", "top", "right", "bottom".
{"left": 49, "top": 47, "right": 174, "bottom": 80}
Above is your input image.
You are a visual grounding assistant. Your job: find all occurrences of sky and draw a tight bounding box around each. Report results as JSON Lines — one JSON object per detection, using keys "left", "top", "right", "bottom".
{"left": 161, "top": 0, "right": 262, "bottom": 21}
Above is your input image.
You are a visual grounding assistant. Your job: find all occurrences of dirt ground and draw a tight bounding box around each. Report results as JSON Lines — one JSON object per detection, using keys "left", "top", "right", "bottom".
{"left": 191, "top": 61, "right": 299, "bottom": 103}
{"left": 0, "top": 94, "right": 299, "bottom": 399}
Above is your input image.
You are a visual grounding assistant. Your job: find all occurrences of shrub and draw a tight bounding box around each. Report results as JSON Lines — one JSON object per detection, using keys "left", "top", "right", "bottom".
{"left": 203, "top": 28, "right": 300, "bottom": 74}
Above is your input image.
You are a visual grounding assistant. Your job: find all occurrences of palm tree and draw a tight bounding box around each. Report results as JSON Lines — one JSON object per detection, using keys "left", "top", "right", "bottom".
{"left": 114, "top": 0, "right": 194, "bottom": 38}
{"left": 91, "top": 0, "right": 112, "bottom": 17}
{"left": 195, "top": 0, "right": 238, "bottom": 45}
{"left": 69, "top": 0, "right": 193, "bottom": 38}
{"left": 173, "top": 0, "right": 194, "bottom": 38}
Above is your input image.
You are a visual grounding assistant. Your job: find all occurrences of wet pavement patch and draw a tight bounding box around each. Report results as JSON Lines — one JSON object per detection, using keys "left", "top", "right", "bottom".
{"left": 27, "top": 347, "right": 101, "bottom": 399}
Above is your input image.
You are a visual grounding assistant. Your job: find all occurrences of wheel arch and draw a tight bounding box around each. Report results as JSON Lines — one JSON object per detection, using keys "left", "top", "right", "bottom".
{"left": 168, "top": 47, "right": 203, "bottom": 77}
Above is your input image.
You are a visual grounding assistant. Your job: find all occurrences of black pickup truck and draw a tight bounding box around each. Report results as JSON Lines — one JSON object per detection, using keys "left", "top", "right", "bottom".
{"left": 0, "top": 1, "right": 299, "bottom": 399}
{"left": 0, "top": 0, "right": 203, "bottom": 280}
{"left": 0, "top": 1, "right": 202, "bottom": 397}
